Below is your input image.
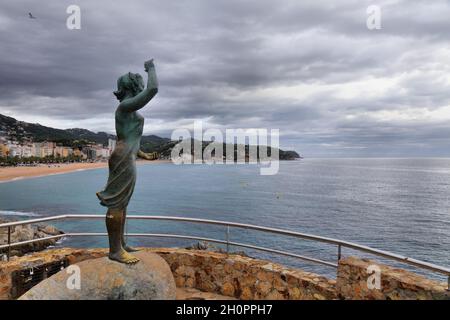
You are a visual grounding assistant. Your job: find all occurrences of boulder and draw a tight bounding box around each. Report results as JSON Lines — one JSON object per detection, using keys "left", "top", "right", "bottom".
{"left": 0, "top": 219, "right": 64, "bottom": 257}
{"left": 19, "top": 251, "right": 176, "bottom": 300}
{"left": 186, "top": 241, "right": 248, "bottom": 257}
{"left": 37, "top": 224, "right": 61, "bottom": 236}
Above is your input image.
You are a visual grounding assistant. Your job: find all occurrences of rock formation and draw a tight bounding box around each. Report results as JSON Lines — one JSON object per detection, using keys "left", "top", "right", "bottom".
{"left": 0, "top": 218, "right": 63, "bottom": 258}
{"left": 19, "top": 251, "right": 176, "bottom": 300}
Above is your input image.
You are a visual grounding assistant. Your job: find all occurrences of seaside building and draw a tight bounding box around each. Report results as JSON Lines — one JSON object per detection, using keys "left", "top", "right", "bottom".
{"left": 54, "top": 146, "right": 73, "bottom": 158}
{"left": 98, "top": 146, "right": 110, "bottom": 158}
{"left": 82, "top": 144, "right": 110, "bottom": 160}
{"left": 1, "top": 141, "right": 34, "bottom": 158}
{"left": 20, "top": 144, "right": 34, "bottom": 158}
{"left": 6, "top": 142, "right": 21, "bottom": 157}
{"left": 34, "top": 142, "right": 56, "bottom": 158}
{"left": 72, "top": 148, "right": 87, "bottom": 159}
{"left": 0, "top": 143, "right": 9, "bottom": 157}
{"left": 0, "top": 140, "right": 110, "bottom": 161}
{"left": 64, "top": 146, "right": 73, "bottom": 157}
{"left": 84, "top": 147, "right": 96, "bottom": 160}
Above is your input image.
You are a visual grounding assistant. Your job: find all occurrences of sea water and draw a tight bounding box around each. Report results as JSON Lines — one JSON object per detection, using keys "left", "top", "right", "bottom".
{"left": 1, "top": 158, "right": 449, "bottom": 280}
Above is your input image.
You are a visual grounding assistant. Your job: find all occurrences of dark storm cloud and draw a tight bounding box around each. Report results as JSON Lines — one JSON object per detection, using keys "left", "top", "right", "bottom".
{"left": 1, "top": 0, "right": 450, "bottom": 156}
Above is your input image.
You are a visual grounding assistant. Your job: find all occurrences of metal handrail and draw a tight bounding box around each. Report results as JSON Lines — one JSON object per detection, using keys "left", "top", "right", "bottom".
{"left": 1, "top": 214, "right": 449, "bottom": 288}
{"left": 0, "top": 232, "right": 337, "bottom": 268}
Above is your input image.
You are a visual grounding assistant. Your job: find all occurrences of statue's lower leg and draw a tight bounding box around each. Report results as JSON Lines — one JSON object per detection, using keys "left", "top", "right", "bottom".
{"left": 106, "top": 208, "right": 139, "bottom": 264}
{"left": 121, "top": 208, "right": 139, "bottom": 252}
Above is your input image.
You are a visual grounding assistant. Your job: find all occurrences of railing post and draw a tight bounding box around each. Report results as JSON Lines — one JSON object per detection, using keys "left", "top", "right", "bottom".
{"left": 447, "top": 275, "right": 450, "bottom": 292}
{"left": 337, "top": 244, "right": 341, "bottom": 262}
{"left": 7, "top": 226, "right": 11, "bottom": 262}
{"left": 226, "top": 225, "right": 230, "bottom": 254}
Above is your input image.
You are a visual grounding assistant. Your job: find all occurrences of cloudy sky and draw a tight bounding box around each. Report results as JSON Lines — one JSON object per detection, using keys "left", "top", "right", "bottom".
{"left": 1, "top": 0, "right": 450, "bottom": 157}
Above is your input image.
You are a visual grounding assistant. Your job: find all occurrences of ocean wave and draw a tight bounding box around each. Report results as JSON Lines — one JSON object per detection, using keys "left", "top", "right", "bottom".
{"left": 0, "top": 210, "right": 39, "bottom": 217}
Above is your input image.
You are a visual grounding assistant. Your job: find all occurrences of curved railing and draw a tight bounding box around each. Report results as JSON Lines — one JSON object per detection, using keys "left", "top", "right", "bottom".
{"left": 1, "top": 214, "right": 449, "bottom": 289}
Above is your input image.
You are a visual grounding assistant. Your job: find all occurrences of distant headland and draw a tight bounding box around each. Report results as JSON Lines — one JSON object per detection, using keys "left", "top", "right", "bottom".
{"left": 0, "top": 113, "right": 301, "bottom": 165}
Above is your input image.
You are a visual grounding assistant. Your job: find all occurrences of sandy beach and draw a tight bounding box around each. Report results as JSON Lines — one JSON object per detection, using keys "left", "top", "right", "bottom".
{"left": 0, "top": 160, "right": 171, "bottom": 183}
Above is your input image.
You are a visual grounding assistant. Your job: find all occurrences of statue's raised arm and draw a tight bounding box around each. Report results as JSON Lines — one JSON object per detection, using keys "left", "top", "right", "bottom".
{"left": 116, "top": 59, "right": 159, "bottom": 113}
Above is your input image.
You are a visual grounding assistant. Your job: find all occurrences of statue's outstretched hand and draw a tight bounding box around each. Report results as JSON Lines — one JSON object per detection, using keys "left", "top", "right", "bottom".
{"left": 138, "top": 150, "right": 154, "bottom": 160}
{"left": 144, "top": 59, "right": 155, "bottom": 72}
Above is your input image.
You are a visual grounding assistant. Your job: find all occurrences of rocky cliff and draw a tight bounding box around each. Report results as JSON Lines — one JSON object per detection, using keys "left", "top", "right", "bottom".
{"left": 0, "top": 219, "right": 63, "bottom": 258}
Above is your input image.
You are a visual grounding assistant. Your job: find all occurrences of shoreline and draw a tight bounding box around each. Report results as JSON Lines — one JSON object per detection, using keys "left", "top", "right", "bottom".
{"left": 0, "top": 160, "right": 171, "bottom": 183}
{"left": 0, "top": 159, "right": 297, "bottom": 183}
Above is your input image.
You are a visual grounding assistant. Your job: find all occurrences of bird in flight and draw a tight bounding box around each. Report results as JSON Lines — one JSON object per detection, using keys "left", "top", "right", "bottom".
{"left": 28, "top": 12, "right": 36, "bottom": 19}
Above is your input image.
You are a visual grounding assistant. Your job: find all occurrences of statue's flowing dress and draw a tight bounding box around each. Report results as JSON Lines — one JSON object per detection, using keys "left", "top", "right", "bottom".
{"left": 97, "top": 111, "right": 144, "bottom": 209}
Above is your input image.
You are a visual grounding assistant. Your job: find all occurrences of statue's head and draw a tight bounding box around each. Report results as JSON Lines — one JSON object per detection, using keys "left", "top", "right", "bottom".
{"left": 113, "top": 72, "right": 144, "bottom": 101}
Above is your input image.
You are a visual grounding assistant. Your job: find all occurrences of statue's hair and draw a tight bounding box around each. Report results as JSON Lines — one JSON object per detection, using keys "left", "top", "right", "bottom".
{"left": 113, "top": 72, "right": 144, "bottom": 101}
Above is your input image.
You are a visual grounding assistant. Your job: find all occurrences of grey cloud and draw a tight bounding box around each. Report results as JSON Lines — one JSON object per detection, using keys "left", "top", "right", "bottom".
{"left": 0, "top": 0, "right": 450, "bottom": 156}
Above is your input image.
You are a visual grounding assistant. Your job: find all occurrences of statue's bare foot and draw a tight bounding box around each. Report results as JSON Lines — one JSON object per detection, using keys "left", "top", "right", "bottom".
{"left": 109, "top": 249, "right": 140, "bottom": 264}
{"left": 123, "top": 245, "right": 139, "bottom": 252}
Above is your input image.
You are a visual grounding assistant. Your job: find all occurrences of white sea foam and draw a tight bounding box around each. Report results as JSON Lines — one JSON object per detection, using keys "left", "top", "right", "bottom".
{"left": 0, "top": 210, "right": 39, "bottom": 217}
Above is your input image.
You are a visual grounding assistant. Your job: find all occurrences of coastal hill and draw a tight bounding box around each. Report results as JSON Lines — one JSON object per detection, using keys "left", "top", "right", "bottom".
{"left": 0, "top": 113, "right": 169, "bottom": 148}
{"left": 0, "top": 113, "right": 301, "bottom": 160}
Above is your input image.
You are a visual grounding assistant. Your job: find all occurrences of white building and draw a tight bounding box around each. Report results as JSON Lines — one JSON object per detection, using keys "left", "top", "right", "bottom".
{"left": 83, "top": 144, "right": 110, "bottom": 160}
{"left": 20, "top": 144, "right": 34, "bottom": 158}
{"left": 6, "top": 142, "right": 21, "bottom": 157}
{"left": 98, "top": 146, "right": 110, "bottom": 158}
{"left": 34, "top": 142, "right": 56, "bottom": 158}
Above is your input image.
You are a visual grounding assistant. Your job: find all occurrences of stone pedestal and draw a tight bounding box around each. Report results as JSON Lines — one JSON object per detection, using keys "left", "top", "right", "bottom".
{"left": 19, "top": 251, "right": 176, "bottom": 300}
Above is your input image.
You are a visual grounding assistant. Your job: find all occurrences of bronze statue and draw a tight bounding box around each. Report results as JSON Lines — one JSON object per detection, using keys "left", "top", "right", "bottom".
{"left": 97, "top": 59, "right": 158, "bottom": 264}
